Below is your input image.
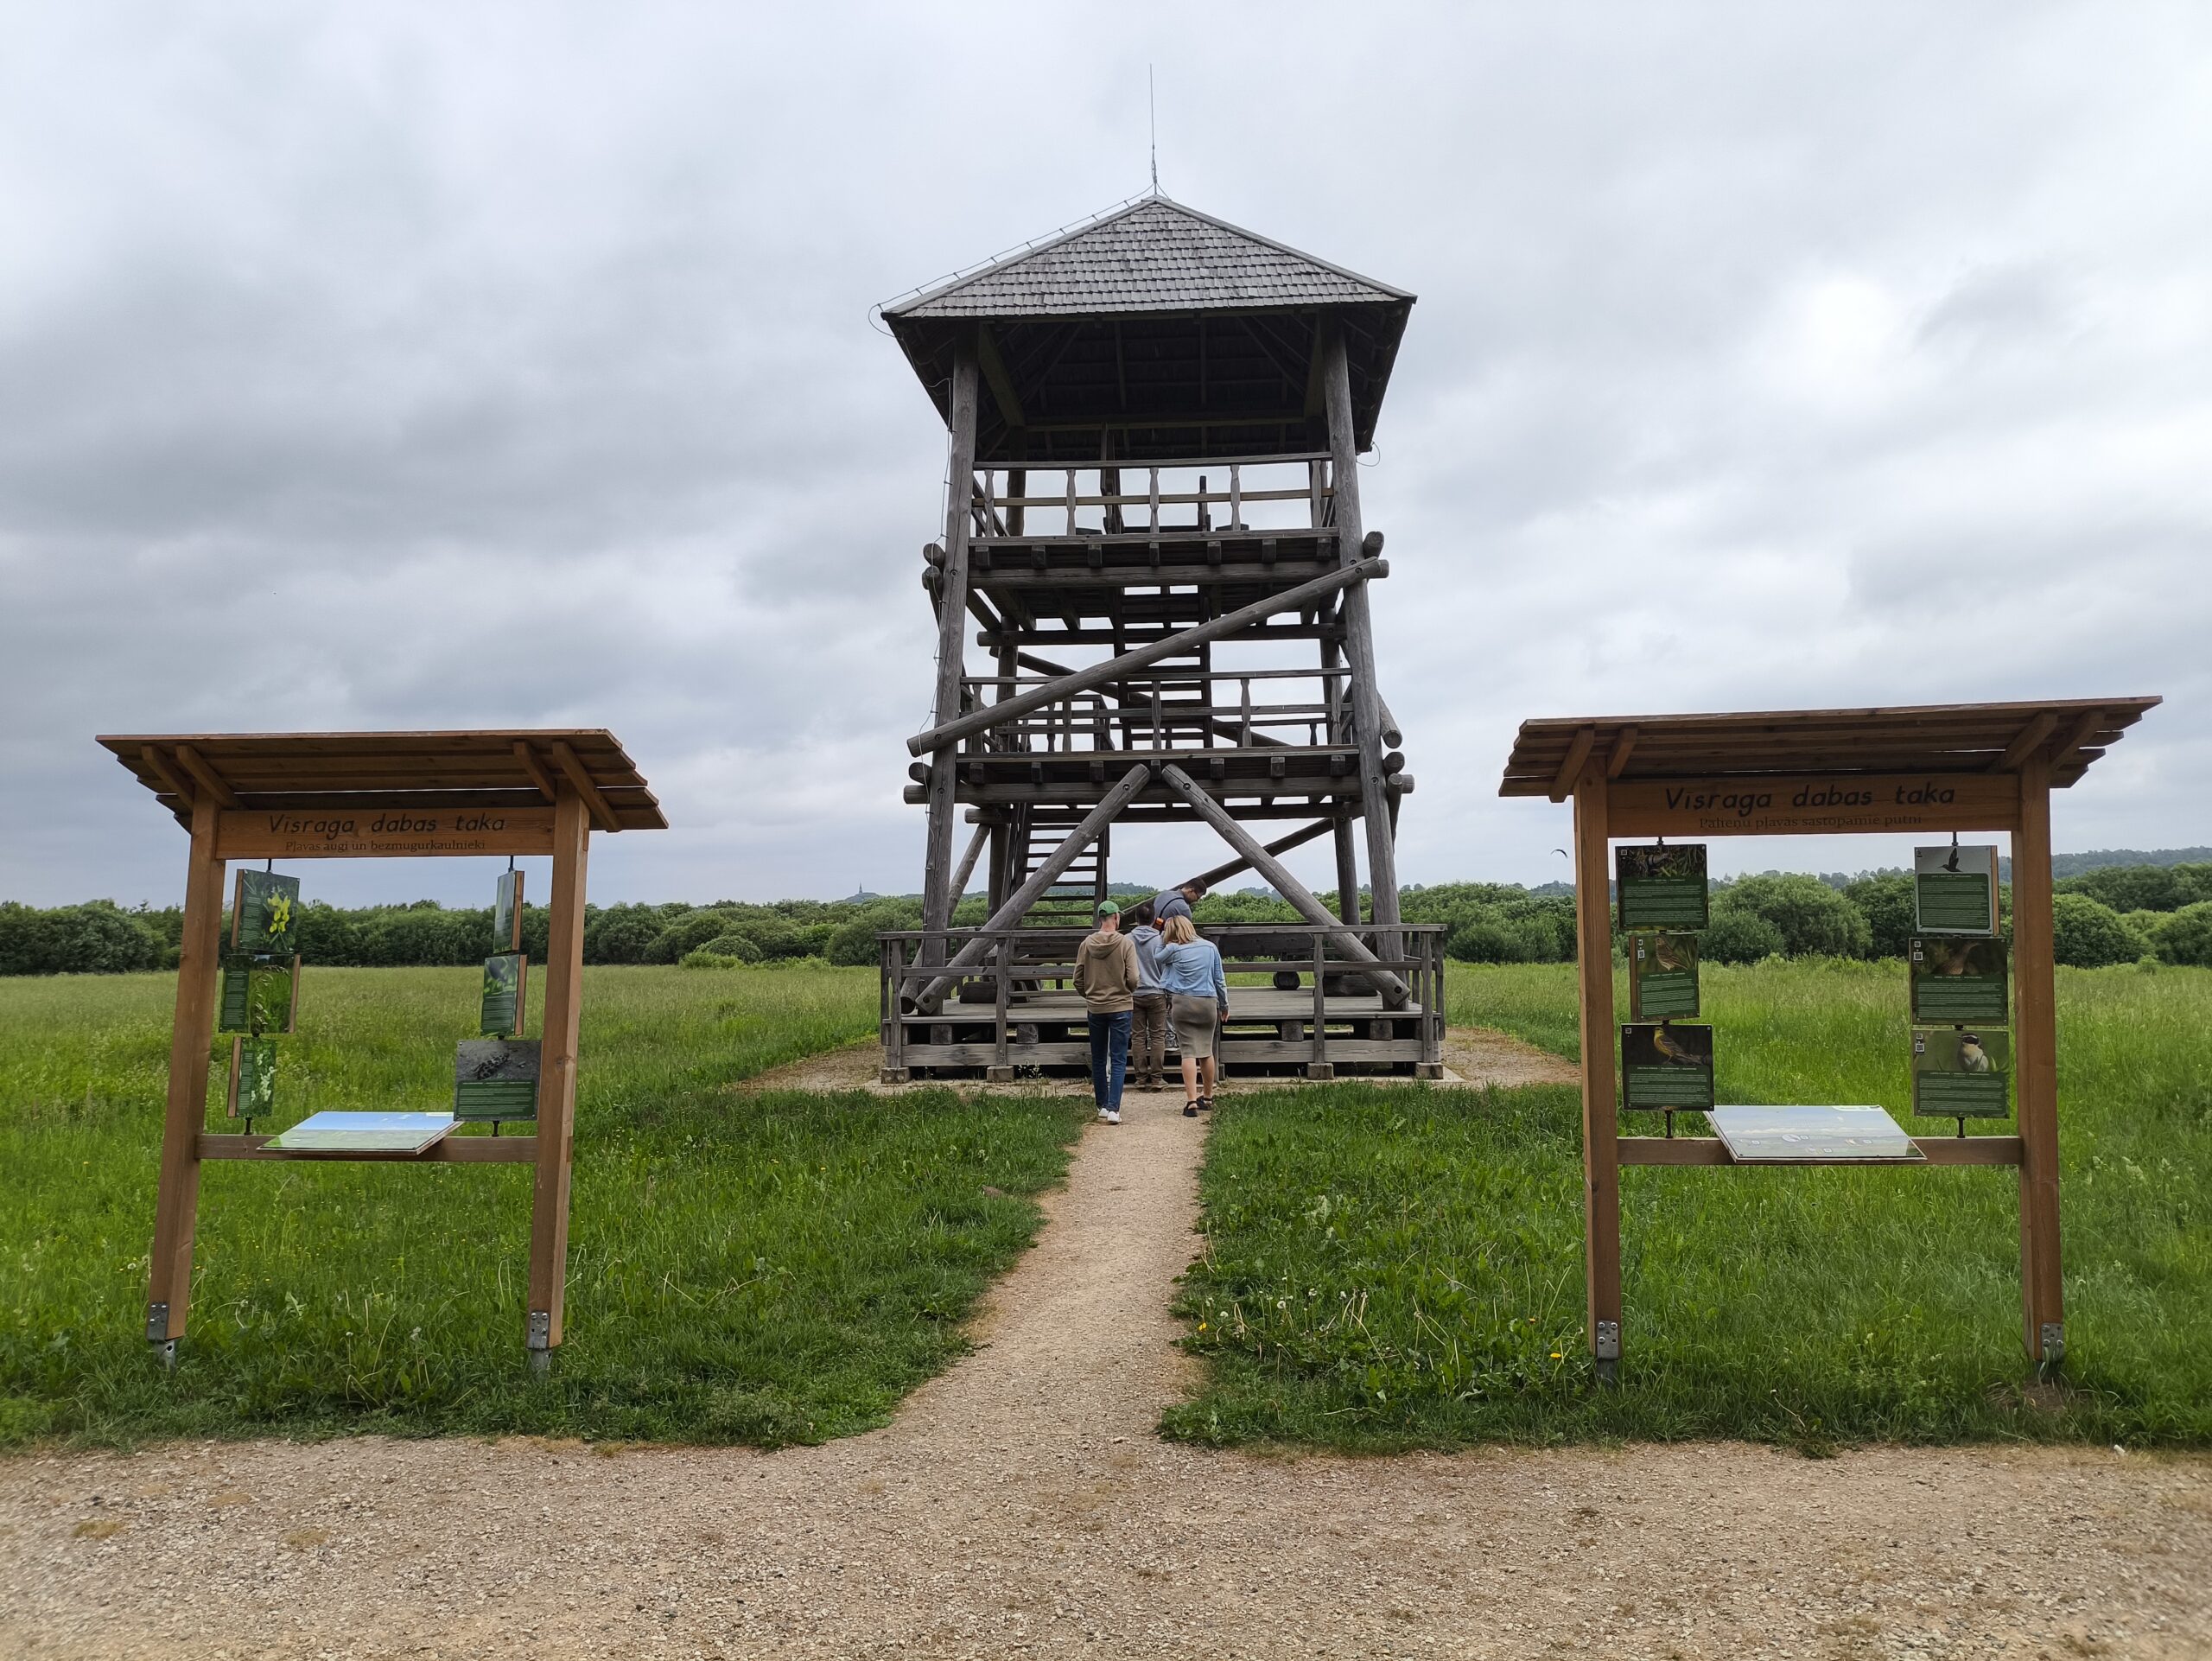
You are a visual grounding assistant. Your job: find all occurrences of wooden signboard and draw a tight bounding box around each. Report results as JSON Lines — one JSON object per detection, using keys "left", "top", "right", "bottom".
{"left": 216, "top": 807, "right": 557, "bottom": 861}
{"left": 1615, "top": 844, "right": 1708, "bottom": 931}
{"left": 1609, "top": 773, "right": 2020, "bottom": 838}
{"left": 454, "top": 1039, "right": 540, "bottom": 1122}
{"left": 1909, "top": 937, "right": 2010, "bottom": 1025}
{"left": 1628, "top": 932, "right": 1700, "bottom": 1021}
{"left": 480, "top": 952, "right": 528, "bottom": 1037}
{"left": 1911, "top": 1027, "right": 2010, "bottom": 1118}
{"left": 1916, "top": 844, "right": 2000, "bottom": 936}
{"left": 1620, "top": 1022, "right": 1714, "bottom": 1110}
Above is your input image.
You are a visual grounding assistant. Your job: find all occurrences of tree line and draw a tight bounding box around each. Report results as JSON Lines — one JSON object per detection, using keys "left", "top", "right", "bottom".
{"left": 4, "top": 862, "right": 2210, "bottom": 976}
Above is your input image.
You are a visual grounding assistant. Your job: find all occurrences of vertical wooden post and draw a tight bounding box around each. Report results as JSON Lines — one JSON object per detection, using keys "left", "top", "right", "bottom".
{"left": 146, "top": 789, "right": 226, "bottom": 1359}
{"left": 1332, "top": 814, "right": 1362, "bottom": 925}
{"left": 1573, "top": 761, "right": 1622, "bottom": 1384}
{"left": 1320, "top": 327, "right": 1403, "bottom": 996}
{"left": 920, "top": 340, "right": 982, "bottom": 951}
{"left": 525, "top": 786, "right": 590, "bottom": 1363}
{"left": 1307, "top": 932, "right": 1331, "bottom": 1080}
{"left": 2012, "top": 758, "right": 2064, "bottom": 1366}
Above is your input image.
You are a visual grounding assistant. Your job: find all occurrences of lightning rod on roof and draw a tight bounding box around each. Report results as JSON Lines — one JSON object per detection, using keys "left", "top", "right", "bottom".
{"left": 1148, "top": 66, "right": 1159, "bottom": 195}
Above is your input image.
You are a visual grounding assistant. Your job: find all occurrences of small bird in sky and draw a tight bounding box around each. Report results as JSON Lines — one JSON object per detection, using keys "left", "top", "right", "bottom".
{"left": 1942, "top": 844, "right": 1963, "bottom": 873}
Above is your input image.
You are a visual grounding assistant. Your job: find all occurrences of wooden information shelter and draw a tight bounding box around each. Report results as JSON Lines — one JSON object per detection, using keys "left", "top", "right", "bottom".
{"left": 1500, "top": 697, "right": 2159, "bottom": 1383}
{"left": 98, "top": 729, "right": 666, "bottom": 1366}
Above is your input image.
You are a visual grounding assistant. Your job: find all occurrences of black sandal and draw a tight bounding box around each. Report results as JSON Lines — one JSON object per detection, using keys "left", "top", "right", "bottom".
{"left": 1198, "top": 1096, "right": 1213, "bottom": 1112}
{"left": 1182, "top": 1100, "right": 1198, "bottom": 1117}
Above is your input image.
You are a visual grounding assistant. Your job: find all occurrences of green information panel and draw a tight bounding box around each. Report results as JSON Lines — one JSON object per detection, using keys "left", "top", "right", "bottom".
{"left": 1915, "top": 845, "right": 1999, "bottom": 936}
{"left": 454, "top": 1038, "right": 540, "bottom": 1122}
{"left": 226, "top": 1035, "right": 276, "bottom": 1119}
{"left": 1621, "top": 1022, "right": 1714, "bottom": 1110}
{"left": 232, "top": 869, "right": 301, "bottom": 956}
{"left": 217, "top": 955, "right": 299, "bottom": 1035}
{"left": 1629, "top": 932, "right": 1700, "bottom": 1020}
{"left": 480, "top": 951, "right": 528, "bottom": 1037}
{"left": 1616, "top": 844, "right": 1709, "bottom": 931}
{"left": 1910, "top": 1026, "right": 2011, "bottom": 1117}
{"left": 493, "top": 869, "right": 524, "bottom": 953}
{"left": 1909, "top": 937, "right": 2010, "bottom": 1025}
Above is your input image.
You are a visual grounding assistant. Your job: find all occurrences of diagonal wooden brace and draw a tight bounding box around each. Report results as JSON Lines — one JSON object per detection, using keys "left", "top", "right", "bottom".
{"left": 1157, "top": 763, "right": 1410, "bottom": 1008}
{"left": 906, "top": 762, "right": 1152, "bottom": 1015}
{"left": 906, "top": 557, "right": 1387, "bottom": 758}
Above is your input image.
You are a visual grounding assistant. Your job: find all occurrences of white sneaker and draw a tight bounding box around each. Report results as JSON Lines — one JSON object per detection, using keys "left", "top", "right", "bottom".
{"left": 1106, "top": 1109, "right": 1122, "bottom": 1124}
{"left": 1096, "top": 1107, "right": 1111, "bottom": 1122}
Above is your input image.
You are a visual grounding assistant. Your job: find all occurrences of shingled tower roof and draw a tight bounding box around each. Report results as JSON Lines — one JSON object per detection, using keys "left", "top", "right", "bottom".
{"left": 883, "top": 195, "right": 1415, "bottom": 463}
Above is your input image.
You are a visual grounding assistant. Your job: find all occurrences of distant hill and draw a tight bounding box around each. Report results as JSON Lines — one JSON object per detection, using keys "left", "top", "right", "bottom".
{"left": 2042, "top": 848, "right": 2212, "bottom": 879}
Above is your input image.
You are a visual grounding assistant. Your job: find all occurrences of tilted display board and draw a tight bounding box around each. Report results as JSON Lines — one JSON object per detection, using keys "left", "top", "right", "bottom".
{"left": 1911, "top": 1027, "right": 2012, "bottom": 1118}
{"left": 1915, "top": 844, "right": 2000, "bottom": 936}
{"left": 1619, "top": 1022, "right": 1714, "bottom": 1110}
{"left": 1628, "top": 932, "right": 1700, "bottom": 1021}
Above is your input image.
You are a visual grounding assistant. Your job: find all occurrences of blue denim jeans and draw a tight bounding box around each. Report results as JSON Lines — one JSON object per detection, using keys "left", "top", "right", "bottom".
{"left": 1088, "top": 1010, "right": 1133, "bottom": 1110}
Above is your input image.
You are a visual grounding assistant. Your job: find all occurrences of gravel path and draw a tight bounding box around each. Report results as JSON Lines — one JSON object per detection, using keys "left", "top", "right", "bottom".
{"left": 3, "top": 1039, "right": 2207, "bottom": 1658}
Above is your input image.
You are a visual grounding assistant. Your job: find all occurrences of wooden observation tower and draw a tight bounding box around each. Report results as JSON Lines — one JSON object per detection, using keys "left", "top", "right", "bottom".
{"left": 877, "top": 195, "right": 1442, "bottom": 1080}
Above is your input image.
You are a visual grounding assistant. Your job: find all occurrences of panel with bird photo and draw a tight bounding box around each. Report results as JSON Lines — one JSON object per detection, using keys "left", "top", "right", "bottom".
{"left": 1615, "top": 843, "right": 1709, "bottom": 932}
{"left": 1909, "top": 936, "right": 2010, "bottom": 1025}
{"left": 1629, "top": 931, "right": 1700, "bottom": 1020}
{"left": 231, "top": 869, "right": 302, "bottom": 956}
{"left": 1910, "top": 1026, "right": 2011, "bottom": 1118}
{"left": 1913, "top": 844, "right": 1999, "bottom": 936}
{"left": 1620, "top": 1021, "right": 1715, "bottom": 1110}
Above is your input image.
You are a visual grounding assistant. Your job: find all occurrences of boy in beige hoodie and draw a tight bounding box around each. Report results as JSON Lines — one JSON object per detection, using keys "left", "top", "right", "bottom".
{"left": 1074, "top": 901, "right": 1141, "bottom": 1123}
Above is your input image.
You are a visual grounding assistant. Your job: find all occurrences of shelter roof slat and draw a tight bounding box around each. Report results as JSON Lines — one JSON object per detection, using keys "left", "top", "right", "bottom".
{"left": 99, "top": 731, "right": 669, "bottom": 830}
{"left": 1498, "top": 697, "right": 2159, "bottom": 795}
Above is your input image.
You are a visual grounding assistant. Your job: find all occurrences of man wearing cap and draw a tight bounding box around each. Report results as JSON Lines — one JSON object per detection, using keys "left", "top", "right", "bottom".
{"left": 1074, "top": 901, "right": 1141, "bottom": 1123}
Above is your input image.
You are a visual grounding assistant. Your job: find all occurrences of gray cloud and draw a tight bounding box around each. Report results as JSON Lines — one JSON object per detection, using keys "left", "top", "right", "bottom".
{"left": 3, "top": 1, "right": 2206, "bottom": 907}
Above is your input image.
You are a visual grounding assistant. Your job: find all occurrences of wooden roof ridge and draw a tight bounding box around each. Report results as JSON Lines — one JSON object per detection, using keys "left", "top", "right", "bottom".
{"left": 1497, "top": 696, "right": 2162, "bottom": 799}
{"left": 884, "top": 193, "right": 1414, "bottom": 321}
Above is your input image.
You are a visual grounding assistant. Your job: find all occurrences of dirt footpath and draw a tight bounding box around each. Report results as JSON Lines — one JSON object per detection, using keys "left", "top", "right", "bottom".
{"left": 3, "top": 1033, "right": 2207, "bottom": 1659}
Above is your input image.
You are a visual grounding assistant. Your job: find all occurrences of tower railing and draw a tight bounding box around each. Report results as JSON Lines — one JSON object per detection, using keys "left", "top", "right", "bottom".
{"left": 968, "top": 453, "right": 1337, "bottom": 541}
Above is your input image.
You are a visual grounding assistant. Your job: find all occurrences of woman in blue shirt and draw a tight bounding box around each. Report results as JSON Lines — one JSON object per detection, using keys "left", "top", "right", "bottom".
{"left": 1156, "top": 914, "right": 1228, "bottom": 1116}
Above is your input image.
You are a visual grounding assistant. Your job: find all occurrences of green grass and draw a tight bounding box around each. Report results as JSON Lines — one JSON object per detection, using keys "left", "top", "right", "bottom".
{"left": 1165, "top": 958, "right": 2212, "bottom": 1451}
{"left": 0, "top": 964, "right": 1085, "bottom": 1448}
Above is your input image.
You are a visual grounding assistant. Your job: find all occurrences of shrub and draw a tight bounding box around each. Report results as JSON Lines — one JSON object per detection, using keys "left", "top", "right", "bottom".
{"left": 733, "top": 918, "right": 811, "bottom": 961}
{"left": 584, "top": 905, "right": 665, "bottom": 965}
{"left": 1716, "top": 874, "right": 1871, "bottom": 958}
{"left": 1702, "top": 907, "right": 1786, "bottom": 964}
{"left": 1842, "top": 872, "right": 1916, "bottom": 958}
{"left": 679, "top": 947, "right": 748, "bottom": 970}
{"left": 2050, "top": 894, "right": 2146, "bottom": 968}
{"left": 827, "top": 918, "right": 882, "bottom": 967}
{"left": 2145, "top": 901, "right": 2212, "bottom": 968}
{"left": 644, "top": 910, "right": 741, "bottom": 964}
{"left": 2058, "top": 864, "right": 2188, "bottom": 914}
{"left": 0, "top": 901, "right": 165, "bottom": 975}
{"left": 700, "top": 932, "right": 765, "bottom": 964}
{"left": 1446, "top": 916, "right": 1540, "bottom": 964}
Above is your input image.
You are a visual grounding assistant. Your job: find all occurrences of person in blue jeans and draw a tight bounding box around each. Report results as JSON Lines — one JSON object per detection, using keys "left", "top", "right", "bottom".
{"left": 1073, "top": 901, "right": 1140, "bottom": 1123}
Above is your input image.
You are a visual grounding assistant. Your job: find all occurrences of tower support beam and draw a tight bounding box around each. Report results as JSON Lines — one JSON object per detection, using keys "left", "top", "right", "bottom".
{"left": 919, "top": 341, "right": 983, "bottom": 947}
{"left": 1321, "top": 327, "right": 1402, "bottom": 951}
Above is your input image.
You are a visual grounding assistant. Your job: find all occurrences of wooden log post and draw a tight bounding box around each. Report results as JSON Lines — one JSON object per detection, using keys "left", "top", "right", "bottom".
{"left": 947, "top": 821, "right": 989, "bottom": 916}
{"left": 919, "top": 340, "right": 983, "bottom": 959}
{"left": 2012, "top": 755, "right": 2065, "bottom": 1369}
{"left": 1573, "top": 760, "right": 1622, "bottom": 1385}
{"left": 907, "top": 557, "right": 1387, "bottom": 757}
{"left": 525, "top": 786, "right": 590, "bottom": 1367}
{"left": 910, "top": 763, "right": 1152, "bottom": 1014}
{"left": 1332, "top": 813, "right": 1362, "bottom": 925}
{"left": 1157, "top": 763, "right": 1410, "bottom": 1005}
{"left": 145, "top": 788, "right": 226, "bottom": 1362}
{"left": 1320, "top": 328, "right": 1403, "bottom": 960}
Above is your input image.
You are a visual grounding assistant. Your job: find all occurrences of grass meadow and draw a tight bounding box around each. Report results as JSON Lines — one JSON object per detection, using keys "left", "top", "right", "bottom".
{"left": 0, "top": 964, "right": 1086, "bottom": 1448}
{"left": 1165, "top": 959, "right": 2212, "bottom": 1452}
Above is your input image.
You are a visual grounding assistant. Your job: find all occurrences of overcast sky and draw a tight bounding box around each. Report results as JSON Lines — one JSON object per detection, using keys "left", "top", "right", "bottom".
{"left": 4, "top": 3, "right": 2207, "bottom": 909}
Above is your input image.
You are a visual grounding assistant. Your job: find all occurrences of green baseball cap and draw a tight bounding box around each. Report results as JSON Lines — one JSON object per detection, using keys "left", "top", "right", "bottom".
{"left": 1096, "top": 901, "right": 1122, "bottom": 917}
